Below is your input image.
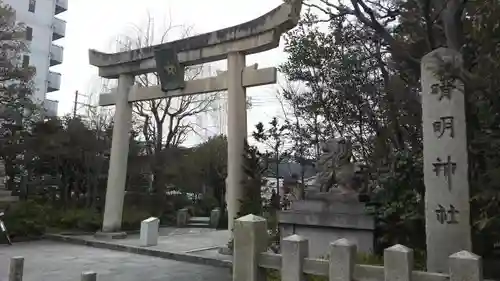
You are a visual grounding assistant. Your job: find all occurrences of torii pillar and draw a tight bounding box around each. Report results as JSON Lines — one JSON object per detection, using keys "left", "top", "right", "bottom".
{"left": 226, "top": 52, "right": 247, "bottom": 232}
{"left": 101, "top": 75, "right": 134, "bottom": 234}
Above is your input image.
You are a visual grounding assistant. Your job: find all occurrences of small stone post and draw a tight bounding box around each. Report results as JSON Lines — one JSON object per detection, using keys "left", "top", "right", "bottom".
{"left": 209, "top": 208, "right": 221, "bottom": 228}
{"left": 384, "top": 244, "right": 414, "bottom": 281}
{"left": 282, "top": 234, "right": 308, "bottom": 281}
{"left": 232, "top": 214, "right": 267, "bottom": 281}
{"left": 9, "top": 256, "right": 24, "bottom": 281}
{"left": 176, "top": 208, "right": 188, "bottom": 227}
{"left": 449, "top": 251, "right": 482, "bottom": 281}
{"left": 81, "top": 272, "right": 97, "bottom": 281}
{"left": 140, "top": 217, "right": 159, "bottom": 247}
{"left": 329, "top": 238, "right": 356, "bottom": 281}
{"left": 421, "top": 48, "right": 472, "bottom": 272}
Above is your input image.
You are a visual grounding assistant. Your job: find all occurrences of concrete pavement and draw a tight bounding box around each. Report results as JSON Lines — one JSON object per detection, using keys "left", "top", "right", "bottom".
{"left": 46, "top": 227, "right": 233, "bottom": 268}
{"left": 0, "top": 240, "right": 231, "bottom": 281}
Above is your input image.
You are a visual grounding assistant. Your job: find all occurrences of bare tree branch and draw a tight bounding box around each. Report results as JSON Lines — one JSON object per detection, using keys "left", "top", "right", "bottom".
{"left": 112, "top": 11, "right": 219, "bottom": 192}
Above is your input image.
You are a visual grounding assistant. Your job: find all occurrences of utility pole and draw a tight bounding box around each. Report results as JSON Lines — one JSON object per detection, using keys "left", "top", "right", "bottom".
{"left": 73, "top": 91, "right": 79, "bottom": 118}
{"left": 72, "top": 91, "right": 94, "bottom": 118}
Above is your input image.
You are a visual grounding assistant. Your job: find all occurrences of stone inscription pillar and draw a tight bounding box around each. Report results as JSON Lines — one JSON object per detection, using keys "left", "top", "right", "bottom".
{"left": 226, "top": 52, "right": 247, "bottom": 231}
{"left": 421, "top": 48, "right": 471, "bottom": 272}
{"left": 102, "top": 74, "right": 134, "bottom": 233}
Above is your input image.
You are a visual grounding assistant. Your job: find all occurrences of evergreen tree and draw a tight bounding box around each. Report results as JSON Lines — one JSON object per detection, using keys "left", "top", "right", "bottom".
{"left": 0, "top": 1, "right": 37, "bottom": 124}
{"left": 0, "top": 0, "right": 38, "bottom": 191}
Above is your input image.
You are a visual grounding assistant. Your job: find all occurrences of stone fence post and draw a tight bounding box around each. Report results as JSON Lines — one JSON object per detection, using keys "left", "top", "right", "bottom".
{"left": 282, "top": 234, "right": 308, "bottom": 281}
{"left": 232, "top": 214, "right": 267, "bottom": 281}
{"left": 449, "top": 251, "right": 482, "bottom": 281}
{"left": 329, "top": 238, "right": 356, "bottom": 281}
{"left": 384, "top": 244, "right": 413, "bottom": 281}
{"left": 9, "top": 256, "right": 24, "bottom": 281}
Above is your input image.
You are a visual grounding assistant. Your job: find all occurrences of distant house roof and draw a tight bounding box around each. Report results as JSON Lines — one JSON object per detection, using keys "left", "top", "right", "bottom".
{"left": 265, "top": 162, "right": 316, "bottom": 180}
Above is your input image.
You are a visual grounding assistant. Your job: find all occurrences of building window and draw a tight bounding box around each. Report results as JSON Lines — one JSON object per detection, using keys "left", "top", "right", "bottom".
{"left": 26, "top": 27, "right": 33, "bottom": 41}
{"left": 22, "top": 55, "right": 30, "bottom": 68}
{"left": 28, "top": 0, "right": 36, "bottom": 12}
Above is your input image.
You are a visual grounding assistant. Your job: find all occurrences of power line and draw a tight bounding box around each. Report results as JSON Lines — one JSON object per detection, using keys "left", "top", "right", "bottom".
{"left": 72, "top": 91, "right": 97, "bottom": 118}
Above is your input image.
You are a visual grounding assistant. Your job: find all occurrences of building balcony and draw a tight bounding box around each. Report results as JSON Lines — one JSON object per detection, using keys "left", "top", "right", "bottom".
{"left": 50, "top": 44, "right": 64, "bottom": 66}
{"left": 55, "top": 0, "right": 68, "bottom": 15}
{"left": 52, "top": 17, "right": 66, "bottom": 41}
{"left": 43, "top": 99, "right": 59, "bottom": 117}
{"left": 47, "top": 71, "right": 61, "bottom": 93}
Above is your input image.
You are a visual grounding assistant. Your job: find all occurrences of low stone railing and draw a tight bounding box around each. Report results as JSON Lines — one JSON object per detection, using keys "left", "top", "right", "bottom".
{"left": 233, "top": 214, "right": 482, "bottom": 281}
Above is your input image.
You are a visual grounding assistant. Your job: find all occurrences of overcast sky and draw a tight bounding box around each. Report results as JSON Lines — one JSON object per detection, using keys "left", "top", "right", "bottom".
{"left": 48, "top": 0, "right": 291, "bottom": 145}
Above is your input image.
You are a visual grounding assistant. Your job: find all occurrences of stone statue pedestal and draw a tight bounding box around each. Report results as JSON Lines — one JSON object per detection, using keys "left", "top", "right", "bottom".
{"left": 278, "top": 191, "right": 374, "bottom": 258}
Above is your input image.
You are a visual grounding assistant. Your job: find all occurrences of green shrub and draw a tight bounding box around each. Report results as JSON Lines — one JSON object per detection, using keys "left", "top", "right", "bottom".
{"left": 56, "top": 208, "right": 101, "bottom": 231}
{"left": 0, "top": 198, "right": 182, "bottom": 242}
{"left": 367, "top": 151, "right": 425, "bottom": 253}
{"left": 2, "top": 200, "right": 52, "bottom": 240}
{"left": 0, "top": 196, "right": 181, "bottom": 241}
{"left": 196, "top": 195, "right": 219, "bottom": 216}
{"left": 121, "top": 207, "right": 152, "bottom": 230}
{"left": 169, "top": 194, "right": 191, "bottom": 212}
{"left": 2, "top": 200, "right": 104, "bottom": 238}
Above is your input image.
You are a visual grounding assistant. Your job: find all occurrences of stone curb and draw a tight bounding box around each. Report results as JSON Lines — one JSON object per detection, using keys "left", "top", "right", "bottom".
{"left": 51, "top": 225, "right": 174, "bottom": 237}
{"left": 44, "top": 234, "right": 232, "bottom": 269}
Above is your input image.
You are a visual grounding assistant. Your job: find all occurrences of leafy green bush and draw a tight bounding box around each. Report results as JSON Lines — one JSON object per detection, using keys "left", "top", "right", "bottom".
{"left": 56, "top": 208, "right": 101, "bottom": 231}
{"left": 169, "top": 194, "right": 191, "bottom": 213}
{"left": 2, "top": 200, "right": 104, "bottom": 239}
{"left": 239, "top": 142, "right": 267, "bottom": 217}
{"left": 196, "top": 195, "right": 219, "bottom": 216}
{"left": 0, "top": 197, "right": 181, "bottom": 242}
{"left": 121, "top": 207, "right": 153, "bottom": 230}
{"left": 366, "top": 151, "right": 425, "bottom": 254}
{"left": 2, "top": 200, "right": 52, "bottom": 240}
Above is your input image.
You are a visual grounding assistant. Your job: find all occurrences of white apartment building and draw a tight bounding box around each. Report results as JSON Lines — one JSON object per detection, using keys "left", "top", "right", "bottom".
{"left": 4, "top": 0, "right": 67, "bottom": 117}
{"left": 194, "top": 93, "right": 228, "bottom": 143}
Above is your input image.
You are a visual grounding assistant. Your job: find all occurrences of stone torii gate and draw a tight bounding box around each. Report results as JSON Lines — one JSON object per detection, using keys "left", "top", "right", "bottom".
{"left": 89, "top": 0, "right": 302, "bottom": 236}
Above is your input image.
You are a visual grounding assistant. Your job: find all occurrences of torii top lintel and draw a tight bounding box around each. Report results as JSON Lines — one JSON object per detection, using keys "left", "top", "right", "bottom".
{"left": 89, "top": 0, "right": 302, "bottom": 79}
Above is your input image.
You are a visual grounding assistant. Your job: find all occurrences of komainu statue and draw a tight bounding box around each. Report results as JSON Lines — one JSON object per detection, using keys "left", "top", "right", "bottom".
{"left": 314, "top": 138, "right": 364, "bottom": 196}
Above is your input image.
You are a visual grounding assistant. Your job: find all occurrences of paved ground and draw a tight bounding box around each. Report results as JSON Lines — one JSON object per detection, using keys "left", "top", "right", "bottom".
{"left": 47, "top": 227, "right": 233, "bottom": 267}
{"left": 79, "top": 227, "right": 231, "bottom": 253}
{"left": 0, "top": 240, "right": 232, "bottom": 281}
